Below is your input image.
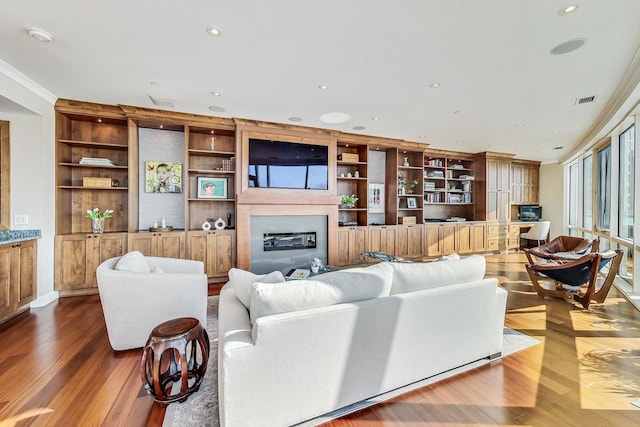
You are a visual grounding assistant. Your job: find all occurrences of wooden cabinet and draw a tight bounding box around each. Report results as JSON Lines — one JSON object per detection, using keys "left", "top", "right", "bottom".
{"left": 424, "top": 223, "right": 456, "bottom": 257}
{"left": 337, "top": 227, "right": 367, "bottom": 266}
{"left": 475, "top": 153, "right": 512, "bottom": 222}
{"left": 0, "top": 239, "right": 37, "bottom": 323}
{"left": 470, "top": 223, "right": 487, "bottom": 252}
{"left": 55, "top": 101, "right": 130, "bottom": 235}
{"left": 508, "top": 224, "right": 521, "bottom": 249}
{"left": 186, "top": 126, "right": 236, "bottom": 231}
{"left": 367, "top": 225, "right": 397, "bottom": 256}
{"left": 396, "top": 224, "right": 424, "bottom": 259}
{"left": 186, "top": 230, "right": 236, "bottom": 280}
{"left": 127, "top": 231, "right": 185, "bottom": 259}
{"left": 337, "top": 142, "right": 369, "bottom": 226}
{"left": 55, "top": 233, "right": 126, "bottom": 295}
{"left": 396, "top": 150, "right": 424, "bottom": 225}
{"left": 511, "top": 160, "right": 540, "bottom": 205}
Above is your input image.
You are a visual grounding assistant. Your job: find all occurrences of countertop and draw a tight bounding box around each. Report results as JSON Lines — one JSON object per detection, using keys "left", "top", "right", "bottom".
{"left": 0, "top": 229, "right": 42, "bottom": 244}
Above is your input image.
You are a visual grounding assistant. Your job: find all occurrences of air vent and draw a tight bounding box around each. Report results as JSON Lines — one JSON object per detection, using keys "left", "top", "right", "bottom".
{"left": 148, "top": 95, "right": 175, "bottom": 108}
{"left": 575, "top": 95, "right": 596, "bottom": 105}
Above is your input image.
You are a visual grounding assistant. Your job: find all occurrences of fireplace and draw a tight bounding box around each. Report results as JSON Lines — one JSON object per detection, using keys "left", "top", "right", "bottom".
{"left": 250, "top": 216, "right": 327, "bottom": 274}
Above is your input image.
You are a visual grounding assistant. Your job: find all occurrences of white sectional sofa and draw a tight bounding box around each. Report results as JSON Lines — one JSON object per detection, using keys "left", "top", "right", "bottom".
{"left": 218, "top": 255, "right": 507, "bottom": 427}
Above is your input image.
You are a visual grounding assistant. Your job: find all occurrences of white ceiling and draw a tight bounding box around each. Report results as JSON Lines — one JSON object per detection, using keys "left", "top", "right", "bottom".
{"left": 2, "top": 0, "right": 640, "bottom": 163}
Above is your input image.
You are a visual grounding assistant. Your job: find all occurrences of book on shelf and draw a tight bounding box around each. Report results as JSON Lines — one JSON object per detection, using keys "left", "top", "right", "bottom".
{"left": 285, "top": 268, "right": 311, "bottom": 279}
{"left": 79, "top": 157, "right": 117, "bottom": 166}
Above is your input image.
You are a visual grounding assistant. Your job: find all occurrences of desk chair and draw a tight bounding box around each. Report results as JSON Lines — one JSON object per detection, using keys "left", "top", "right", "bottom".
{"left": 520, "top": 221, "right": 550, "bottom": 248}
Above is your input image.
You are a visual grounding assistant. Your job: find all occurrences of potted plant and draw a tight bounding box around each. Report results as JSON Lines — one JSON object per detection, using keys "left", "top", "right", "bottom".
{"left": 405, "top": 179, "right": 418, "bottom": 194}
{"left": 340, "top": 194, "right": 358, "bottom": 208}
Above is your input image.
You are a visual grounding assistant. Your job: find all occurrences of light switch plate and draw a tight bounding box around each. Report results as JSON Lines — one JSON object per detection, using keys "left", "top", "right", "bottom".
{"left": 14, "top": 214, "right": 28, "bottom": 225}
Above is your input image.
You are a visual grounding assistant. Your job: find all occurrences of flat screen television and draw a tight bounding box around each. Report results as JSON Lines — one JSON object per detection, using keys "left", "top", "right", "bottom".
{"left": 248, "top": 138, "right": 328, "bottom": 190}
{"left": 519, "top": 205, "right": 542, "bottom": 221}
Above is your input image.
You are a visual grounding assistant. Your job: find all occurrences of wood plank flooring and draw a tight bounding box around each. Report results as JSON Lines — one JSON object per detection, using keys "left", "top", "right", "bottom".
{"left": 1, "top": 252, "right": 639, "bottom": 426}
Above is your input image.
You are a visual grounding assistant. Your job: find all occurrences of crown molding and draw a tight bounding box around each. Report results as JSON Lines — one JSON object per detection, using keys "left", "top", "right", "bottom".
{"left": 560, "top": 44, "right": 640, "bottom": 164}
{"left": 0, "top": 59, "right": 57, "bottom": 105}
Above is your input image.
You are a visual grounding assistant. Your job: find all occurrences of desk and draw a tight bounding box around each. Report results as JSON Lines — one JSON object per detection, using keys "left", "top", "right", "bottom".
{"left": 511, "top": 221, "right": 546, "bottom": 249}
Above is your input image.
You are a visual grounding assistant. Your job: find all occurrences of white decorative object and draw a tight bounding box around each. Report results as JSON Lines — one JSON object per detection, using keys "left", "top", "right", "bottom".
{"left": 161, "top": 216, "right": 166, "bottom": 228}
{"left": 403, "top": 157, "right": 410, "bottom": 167}
{"left": 202, "top": 220, "right": 212, "bottom": 231}
{"left": 214, "top": 217, "right": 226, "bottom": 230}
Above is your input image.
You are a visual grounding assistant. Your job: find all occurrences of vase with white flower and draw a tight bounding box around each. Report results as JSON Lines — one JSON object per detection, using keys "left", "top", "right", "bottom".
{"left": 86, "top": 208, "right": 113, "bottom": 234}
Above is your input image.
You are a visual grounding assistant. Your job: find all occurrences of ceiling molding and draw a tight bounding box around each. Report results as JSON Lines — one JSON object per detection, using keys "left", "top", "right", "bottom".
{"left": 561, "top": 44, "right": 640, "bottom": 164}
{"left": 0, "top": 59, "right": 56, "bottom": 105}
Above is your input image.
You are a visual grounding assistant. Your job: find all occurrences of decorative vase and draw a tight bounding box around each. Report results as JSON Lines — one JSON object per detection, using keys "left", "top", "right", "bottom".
{"left": 342, "top": 203, "right": 355, "bottom": 209}
{"left": 91, "top": 217, "right": 105, "bottom": 234}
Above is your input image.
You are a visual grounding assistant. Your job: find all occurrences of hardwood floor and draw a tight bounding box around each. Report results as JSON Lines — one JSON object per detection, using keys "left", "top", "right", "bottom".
{"left": 1, "top": 252, "right": 639, "bottom": 426}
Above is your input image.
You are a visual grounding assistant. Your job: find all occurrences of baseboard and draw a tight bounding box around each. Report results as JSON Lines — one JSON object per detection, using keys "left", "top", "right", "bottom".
{"left": 31, "top": 291, "right": 59, "bottom": 308}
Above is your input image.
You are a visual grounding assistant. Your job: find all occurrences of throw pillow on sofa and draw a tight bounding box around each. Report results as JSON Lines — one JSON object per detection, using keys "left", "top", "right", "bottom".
{"left": 249, "top": 263, "right": 393, "bottom": 324}
{"left": 114, "top": 251, "right": 151, "bottom": 273}
{"left": 389, "top": 254, "right": 486, "bottom": 295}
{"left": 228, "top": 268, "right": 286, "bottom": 309}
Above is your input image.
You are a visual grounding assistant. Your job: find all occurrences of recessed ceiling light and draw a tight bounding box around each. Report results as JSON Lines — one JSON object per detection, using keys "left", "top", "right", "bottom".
{"left": 208, "top": 105, "right": 226, "bottom": 112}
{"left": 456, "top": 140, "right": 462, "bottom": 144}
{"left": 558, "top": 5, "right": 578, "bottom": 15}
{"left": 27, "top": 28, "right": 53, "bottom": 43}
{"left": 210, "top": 130, "right": 215, "bottom": 134}
{"left": 206, "top": 26, "right": 222, "bottom": 37}
{"left": 453, "top": 111, "right": 461, "bottom": 114}
{"left": 211, "top": 91, "right": 222, "bottom": 96}
{"left": 552, "top": 130, "right": 560, "bottom": 134}
{"left": 318, "top": 84, "right": 328, "bottom": 90}
{"left": 550, "top": 38, "right": 586, "bottom": 55}
{"left": 320, "top": 112, "right": 350, "bottom": 124}
{"left": 288, "top": 116, "right": 303, "bottom": 122}
{"left": 418, "top": 135, "right": 427, "bottom": 139}
{"left": 352, "top": 126, "right": 366, "bottom": 131}
{"left": 429, "top": 83, "right": 441, "bottom": 88}
{"left": 371, "top": 116, "right": 380, "bottom": 121}
{"left": 553, "top": 146, "right": 564, "bottom": 150}
{"left": 150, "top": 81, "right": 160, "bottom": 86}
{"left": 97, "top": 118, "right": 102, "bottom": 123}
{"left": 516, "top": 123, "right": 526, "bottom": 127}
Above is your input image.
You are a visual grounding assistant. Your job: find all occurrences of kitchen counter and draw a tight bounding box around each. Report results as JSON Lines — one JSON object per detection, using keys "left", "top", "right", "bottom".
{"left": 0, "top": 229, "right": 42, "bottom": 244}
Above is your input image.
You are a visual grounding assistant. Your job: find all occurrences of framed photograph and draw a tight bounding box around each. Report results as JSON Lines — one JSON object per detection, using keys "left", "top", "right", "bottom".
{"left": 407, "top": 197, "right": 418, "bottom": 209}
{"left": 368, "top": 183, "right": 385, "bottom": 213}
{"left": 197, "top": 176, "right": 228, "bottom": 199}
{"left": 145, "top": 161, "right": 182, "bottom": 193}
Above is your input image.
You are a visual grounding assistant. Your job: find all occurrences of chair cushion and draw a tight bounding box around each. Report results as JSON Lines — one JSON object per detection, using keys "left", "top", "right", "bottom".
{"left": 115, "top": 251, "right": 151, "bottom": 273}
{"left": 249, "top": 263, "right": 394, "bottom": 324}
{"left": 228, "top": 268, "right": 285, "bottom": 309}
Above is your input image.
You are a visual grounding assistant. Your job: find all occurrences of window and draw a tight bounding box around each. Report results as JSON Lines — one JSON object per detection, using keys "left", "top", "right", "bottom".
{"left": 568, "top": 163, "right": 579, "bottom": 227}
{"left": 618, "top": 125, "right": 634, "bottom": 240}
{"left": 583, "top": 155, "right": 593, "bottom": 230}
{"left": 596, "top": 146, "right": 611, "bottom": 231}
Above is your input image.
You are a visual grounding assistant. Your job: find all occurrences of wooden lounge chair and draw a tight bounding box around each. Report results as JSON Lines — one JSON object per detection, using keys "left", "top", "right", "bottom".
{"left": 525, "top": 249, "right": 623, "bottom": 309}
{"left": 524, "top": 235, "right": 599, "bottom": 264}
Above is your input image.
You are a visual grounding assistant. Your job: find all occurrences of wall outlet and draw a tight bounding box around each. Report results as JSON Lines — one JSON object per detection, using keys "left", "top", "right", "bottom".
{"left": 14, "top": 214, "right": 28, "bottom": 225}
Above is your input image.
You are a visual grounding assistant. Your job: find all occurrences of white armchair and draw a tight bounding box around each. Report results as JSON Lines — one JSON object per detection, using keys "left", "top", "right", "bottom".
{"left": 97, "top": 255, "right": 208, "bottom": 351}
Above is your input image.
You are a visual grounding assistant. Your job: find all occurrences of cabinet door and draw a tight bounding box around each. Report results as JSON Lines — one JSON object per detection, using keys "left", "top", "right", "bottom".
{"left": 457, "top": 224, "right": 472, "bottom": 254}
{"left": 0, "top": 244, "right": 12, "bottom": 319}
{"left": 55, "top": 235, "right": 92, "bottom": 291}
{"left": 471, "top": 223, "right": 487, "bottom": 252}
{"left": 352, "top": 228, "right": 367, "bottom": 264}
{"left": 498, "top": 191, "right": 511, "bottom": 221}
{"left": 187, "top": 231, "right": 211, "bottom": 276}
{"left": 368, "top": 227, "right": 384, "bottom": 253}
{"left": 156, "top": 232, "right": 185, "bottom": 259}
{"left": 127, "top": 233, "right": 155, "bottom": 256}
{"left": 337, "top": 228, "right": 352, "bottom": 266}
{"left": 425, "top": 225, "right": 443, "bottom": 257}
{"left": 90, "top": 234, "right": 126, "bottom": 287}
{"left": 211, "top": 231, "right": 235, "bottom": 277}
{"left": 408, "top": 225, "right": 424, "bottom": 258}
{"left": 442, "top": 224, "right": 457, "bottom": 255}
{"left": 16, "top": 239, "right": 37, "bottom": 307}
{"left": 396, "top": 226, "right": 410, "bottom": 259}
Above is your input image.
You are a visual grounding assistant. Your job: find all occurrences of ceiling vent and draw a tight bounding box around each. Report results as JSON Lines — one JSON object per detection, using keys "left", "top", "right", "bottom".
{"left": 148, "top": 95, "right": 175, "bottom": 108}
{"left": 575, "top": 95, "right": 596, "bottom": 105}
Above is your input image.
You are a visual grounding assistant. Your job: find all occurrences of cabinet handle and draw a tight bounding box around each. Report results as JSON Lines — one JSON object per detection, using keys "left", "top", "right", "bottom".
{"left": 11, "top": 243, "right": 22, "bottom": 248}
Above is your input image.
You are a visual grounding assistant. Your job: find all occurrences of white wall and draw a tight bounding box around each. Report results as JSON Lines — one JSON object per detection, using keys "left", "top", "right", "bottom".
{"left": 0, "top": 63, "right": 57, "bottom": 306}
{"left": 539, "top": 162, "right": 564, "bottom": 239}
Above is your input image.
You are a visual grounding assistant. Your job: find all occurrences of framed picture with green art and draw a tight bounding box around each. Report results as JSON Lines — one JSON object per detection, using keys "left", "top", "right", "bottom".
{"left": 197, "top": 176, "right": 228, "bottom": 199}
{"left": 145, "top": 161, "right": 182, "bottom": 193}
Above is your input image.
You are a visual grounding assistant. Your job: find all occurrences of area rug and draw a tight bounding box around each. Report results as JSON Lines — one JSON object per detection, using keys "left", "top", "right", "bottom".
{"left": 163, "top": 296, "right": 540, "bottom": 427}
